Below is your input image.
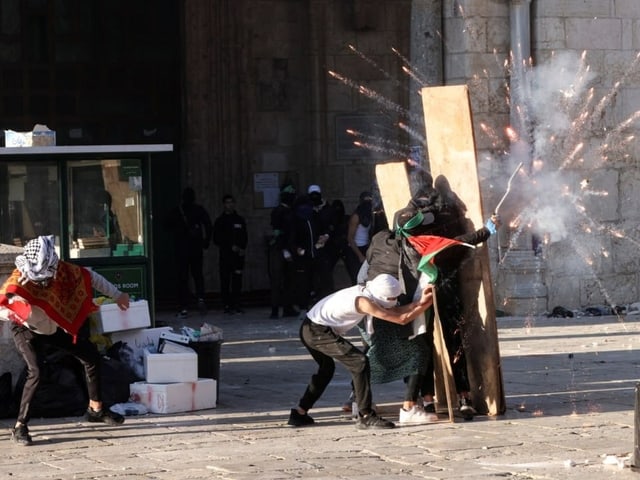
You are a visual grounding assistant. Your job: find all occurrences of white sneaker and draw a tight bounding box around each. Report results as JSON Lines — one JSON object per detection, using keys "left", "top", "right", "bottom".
{"left": 398, "top": 405, "right": 438, "bottom": 424}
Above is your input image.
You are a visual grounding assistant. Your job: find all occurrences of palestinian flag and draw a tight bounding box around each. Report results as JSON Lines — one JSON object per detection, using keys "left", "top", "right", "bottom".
{"left": 406, "top": 235, "right": 474, "bottom": 282}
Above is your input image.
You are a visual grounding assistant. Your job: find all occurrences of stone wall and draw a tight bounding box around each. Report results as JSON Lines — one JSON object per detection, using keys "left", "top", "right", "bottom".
{"left": 447, "top": 0, "right": 640, "bottom": 314}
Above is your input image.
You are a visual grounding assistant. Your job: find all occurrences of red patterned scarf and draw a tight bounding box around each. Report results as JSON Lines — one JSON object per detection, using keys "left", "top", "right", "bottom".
{"left": 0, "top": 261, "right": 97, "bottom": 337}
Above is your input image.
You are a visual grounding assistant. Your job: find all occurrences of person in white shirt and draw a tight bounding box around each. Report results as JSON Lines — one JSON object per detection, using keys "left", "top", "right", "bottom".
{"left": 287, "top": 273, "right": 433, "bottom": 430}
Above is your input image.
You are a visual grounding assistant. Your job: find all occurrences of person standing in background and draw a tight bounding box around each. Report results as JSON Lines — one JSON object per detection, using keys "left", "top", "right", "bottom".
{"left": 165, "top": 187, "right": 213, "bottom": 318}
{"left": 344, "top": 191, "right": 375, "bottom": 284}
{"left": 268, "top": 183, "right": 299, "bottom": 319}
{"left": 213, "top": 194, "right": 248, "bottom": 314}
{"left": 307, "top": 185, "right": 334, "bottom": 301}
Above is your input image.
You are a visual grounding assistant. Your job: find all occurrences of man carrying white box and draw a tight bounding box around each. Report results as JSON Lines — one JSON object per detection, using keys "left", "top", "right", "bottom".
{"left": 0, "top": 235, "right": 130, "bottom": 446}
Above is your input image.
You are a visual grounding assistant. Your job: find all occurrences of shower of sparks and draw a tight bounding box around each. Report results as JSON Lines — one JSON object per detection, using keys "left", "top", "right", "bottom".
{"left": 331, "top": 33, "right": 640, "bottom": 324}
{"left": 348, "top": 44, "right": 402, "bottom": 87}
{"left": 328, "top": 70, "right": 422, "bottom": 123}
{"left": 346, "top": 129, "right": 411, "bottom": 152}
{"left": 352, "top": 140, "right": 409, "bottom": 158}
{"left": 397, "top": 121, "right": 426, "bottom": 144}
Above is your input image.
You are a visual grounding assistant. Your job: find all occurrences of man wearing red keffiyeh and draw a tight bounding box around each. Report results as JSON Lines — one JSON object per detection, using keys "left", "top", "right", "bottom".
{"left": 0, "top": 235, "right": 130, "bottom": 446}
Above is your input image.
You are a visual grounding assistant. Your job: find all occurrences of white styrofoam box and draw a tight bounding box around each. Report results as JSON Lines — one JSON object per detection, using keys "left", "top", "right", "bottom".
{"left": 129, "top": 378, "right": 217, "bottom": 413}
{"left": 96, "top": 299, "right": 150, "bottom": 333}
{"left": 143, "top": 349, "right": 197, "bottom": 383}
{"left": 5, "top": 130, "right": 32, "bottom": 147}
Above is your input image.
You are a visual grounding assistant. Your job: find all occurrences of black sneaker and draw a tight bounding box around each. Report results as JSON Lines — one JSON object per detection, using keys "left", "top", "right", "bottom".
{"left": 424, "top": 402, "right": 436, "bottom": 413}
{"left": 85, "top": 408, "right": 125, "bottom": 426}
{"left": 287, "top": 408, "right": 314, "bottom": 427}
{"left": 355, "top": 411, "right": 395, "bottom": 430}
{"left": 11, "top": 425, "right": 32, "bottom": 446}
{"left": 459, "top": 398, "right": 476, "bottom": 420}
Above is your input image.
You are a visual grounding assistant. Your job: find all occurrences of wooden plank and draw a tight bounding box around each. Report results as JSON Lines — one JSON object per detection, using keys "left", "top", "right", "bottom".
{"left": 421, "top": 84, "right": 506, "bottom": 416}
{"left": 431, "top": 288, "right": 456, "bottom": 422}
{"left": 375, "top": 161, "right": 411, "bottom": 228}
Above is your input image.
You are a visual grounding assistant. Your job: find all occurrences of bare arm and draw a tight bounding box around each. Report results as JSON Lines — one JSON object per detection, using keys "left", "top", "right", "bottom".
{"left": 347, "top": 213, "right": 365, "bottom": 262}
{"left": 89, "top": 270, "right": 130, "bottom": 311}
{"left": 355, "top": 286, "right": 433, "bottom": 325}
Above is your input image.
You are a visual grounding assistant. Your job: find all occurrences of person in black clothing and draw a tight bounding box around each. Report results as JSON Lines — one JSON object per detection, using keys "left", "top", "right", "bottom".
{"left": 165, "top": 187, "right": 213, "bottom": 318}
{"left": 307, "top": 185, "right": 335, "bottom": 301}
{"left": 327, "top": 199, "right": 349, "bottom": 289}
{"left": 268, "top": 183, "right": 299, "bottom": 319}
{"left": 356, "top": 191, "right": 500, "bottom": 422}
{"left": 401, "top": 186, "right": 501, "bottom": 419}
{"left": 213, "top": 194, "right": 248, "bottom": 314}
{"left": 291, "top": 193, "right": 318, "bottom": 310}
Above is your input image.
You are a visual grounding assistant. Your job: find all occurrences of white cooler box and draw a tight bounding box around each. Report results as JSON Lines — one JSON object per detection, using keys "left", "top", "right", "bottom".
{"left": 143, "top": 348, "right": 198, "bottom": 383}
{"left": 129, "top": 378, "right": 217, "bottom": 413}
{"left": 96, "top": 300, "right": 151, "bottom": 333}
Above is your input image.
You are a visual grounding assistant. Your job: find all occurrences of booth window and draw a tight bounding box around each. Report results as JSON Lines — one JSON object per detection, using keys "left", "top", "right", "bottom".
{"left": 67, "top": 158, "right": 144, "bottom": 258}
{"left": 0, "top": 161, "right": 61, "bottom": 250}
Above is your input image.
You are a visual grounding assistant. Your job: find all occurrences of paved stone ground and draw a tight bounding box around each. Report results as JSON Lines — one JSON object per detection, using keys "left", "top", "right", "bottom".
{"left": 2, "top": 308, "right": 640, "bottom": 479}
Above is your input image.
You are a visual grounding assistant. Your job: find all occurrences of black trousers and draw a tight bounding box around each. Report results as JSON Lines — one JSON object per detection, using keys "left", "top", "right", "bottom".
{"left": 177, "top": 246, "right": 205, "bottom": 310}
{"left": 297, "top": 317, "right": 373, "bottom": 415}
{"left": 219, "top": 251, "right": 245, "bottom": 308}
{"left": 268, "top": 247, "right": 295, "bottom": 311}
{"left": 11, "top": 324, "right": 101, "bottom": 425}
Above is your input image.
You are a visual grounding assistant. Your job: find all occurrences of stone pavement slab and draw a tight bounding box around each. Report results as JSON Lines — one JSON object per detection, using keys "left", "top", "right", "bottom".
{"left": 1, "top": 309, "right": 640, "bottom": 479}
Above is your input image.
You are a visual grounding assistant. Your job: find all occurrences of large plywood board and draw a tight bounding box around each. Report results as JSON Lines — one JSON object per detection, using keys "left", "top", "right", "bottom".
{"left": 375, "top": 161, "right": 411, "bottom": 227}
{"left": 421, "top": 85, "right": 505, "bottom": 416}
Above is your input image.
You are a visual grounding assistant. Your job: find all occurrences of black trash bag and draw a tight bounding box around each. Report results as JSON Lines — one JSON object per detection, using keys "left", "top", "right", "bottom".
{"left": 13, "top": 346, "right": 89, "bottom": 418}
{"left": 548, "top": 306, "right": 574, "bottom": 318}
{"left": 0, "top": 372, "right": 13, "bottom": 418}
{"left": 99, "top": 356, "right": 141, "bottom": 408}
{"left": 106, "top": 341, "right": 145, "bottom": 381}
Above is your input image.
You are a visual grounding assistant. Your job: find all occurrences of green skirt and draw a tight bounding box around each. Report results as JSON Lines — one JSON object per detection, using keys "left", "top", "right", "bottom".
{"left": 361, "top": 318, "right": 429, "bottom": 384}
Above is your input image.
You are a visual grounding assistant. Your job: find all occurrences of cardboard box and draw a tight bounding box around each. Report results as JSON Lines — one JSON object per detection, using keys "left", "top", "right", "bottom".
{"left": 32, "top": 129, "right": 56, "bottom": 146}
{"left": 129, "top": 378, "right": 217, "bottom": 413}
{"left": 143, "top": 348, "right": 198, "bottom": 383}
{"left": 96, "top": 299, "right": 151, "bottom": 333}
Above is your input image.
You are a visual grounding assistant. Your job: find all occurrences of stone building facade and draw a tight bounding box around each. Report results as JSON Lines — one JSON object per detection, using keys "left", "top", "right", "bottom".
{"left": 0, "top": 1, "right": 639, "bottom": 316}
{"left": 181, "top": 0, "right": 640, "bottom": 315}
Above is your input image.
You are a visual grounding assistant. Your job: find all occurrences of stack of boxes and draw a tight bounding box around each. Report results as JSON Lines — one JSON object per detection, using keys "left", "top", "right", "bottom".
{"left": 95, "top": 300, "right": 217, "bottom": 414}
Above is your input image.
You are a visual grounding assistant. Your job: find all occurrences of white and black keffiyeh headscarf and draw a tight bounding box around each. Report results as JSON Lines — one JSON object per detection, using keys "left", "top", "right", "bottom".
{"left": 15, "top": 235, "right": 59, "bottom": 285}
{"left": 363, "top": 273, "right": 402, "bottom": 309}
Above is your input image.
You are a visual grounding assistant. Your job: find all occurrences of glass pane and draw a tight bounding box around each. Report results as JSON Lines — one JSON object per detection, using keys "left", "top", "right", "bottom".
{"left": 67, "top": 158, "right": 143, "bottom": 259}
{"left": 0, "top": 161, "right": 61, "bottom": 251}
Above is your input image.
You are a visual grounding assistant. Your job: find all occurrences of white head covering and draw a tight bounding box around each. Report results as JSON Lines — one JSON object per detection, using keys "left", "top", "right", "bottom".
{"left": 15, "top": 235, "right": 59, "bottom": 285}
{"left": 364, "top": 273, "right": 401, "bottom": 309}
